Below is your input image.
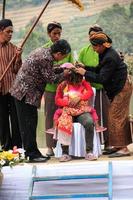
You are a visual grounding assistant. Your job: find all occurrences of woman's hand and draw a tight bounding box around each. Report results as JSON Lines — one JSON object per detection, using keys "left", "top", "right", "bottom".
{"left": 75, "top": 67, "right": 86, "bottom": 76}
{"left": 69, "top": 96, "right": 81, "bottom": 107}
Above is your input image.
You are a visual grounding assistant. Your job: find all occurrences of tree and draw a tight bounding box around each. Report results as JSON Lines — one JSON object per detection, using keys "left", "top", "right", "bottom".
{"left": 129, "top": 1, "right": 133, "bottom": 18}
{"left": 96, "top": 3, "right": 133, "bottom": 53}
{"left": 21, "top": 17, "right": 47, "bottom": 58}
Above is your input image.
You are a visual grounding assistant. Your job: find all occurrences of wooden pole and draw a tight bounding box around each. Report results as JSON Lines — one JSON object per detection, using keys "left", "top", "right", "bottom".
{"left": 2, "top": 0, "right": 6, "bottom": 19}
{"left": 0, "top": 0, "right": 51, "bottom": 82}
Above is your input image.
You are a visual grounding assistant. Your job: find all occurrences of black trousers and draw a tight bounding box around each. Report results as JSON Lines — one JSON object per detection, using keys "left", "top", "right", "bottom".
{"left": 44, "top": 91, "right": 57, "bottom": 148}
{"left": 15, "top": 98, "right": 42, "bottom": 159}
{"left": 0, "top": 93, "right": 22, "bottom": 150}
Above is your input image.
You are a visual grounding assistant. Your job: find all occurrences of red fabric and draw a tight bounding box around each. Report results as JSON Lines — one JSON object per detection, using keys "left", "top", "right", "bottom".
{"left": 55, "top": 81, "right": 69, "bottom": 107}
{"left": 55, "top": 80, "right": 94, "bottom": 107}
{"left": 53, "top": 108, "right": 62, "bottom": 126}
{"left": 54, "top": 80, "right": 97, "bottom": 135}
{"left": 80, "top": 80, "right": 94, "bottom": 100}
{"left": 90, "top": 108, "right": 99, "bottom": 121}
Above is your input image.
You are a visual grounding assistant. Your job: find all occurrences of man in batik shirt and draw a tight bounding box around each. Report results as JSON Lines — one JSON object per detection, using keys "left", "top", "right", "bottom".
{"left": 10, "top": 39, "right": 71, "bottom": 162}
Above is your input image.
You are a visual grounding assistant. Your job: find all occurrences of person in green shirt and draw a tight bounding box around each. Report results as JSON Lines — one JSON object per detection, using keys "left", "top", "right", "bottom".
{"left": 78, "top": 25, "right": 110, "bottom": 150}
{"left": 44, "top": 21, "right": 73, "bottom": 156}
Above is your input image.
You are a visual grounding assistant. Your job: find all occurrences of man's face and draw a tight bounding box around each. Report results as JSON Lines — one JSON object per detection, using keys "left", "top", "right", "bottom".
{"left": 48, "top": 28, "right": 62, "bottom": 43}
{"left": 53, "top": 52, "right": 67, "bottom": 61}
{"left": 92, "top": 44, "right": 105, "bottom": 54}
{"left": 0, "top": 26, "right": 13, "bottom": 43}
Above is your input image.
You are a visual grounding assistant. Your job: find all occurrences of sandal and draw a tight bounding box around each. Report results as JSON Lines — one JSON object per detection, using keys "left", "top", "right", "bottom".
{"left": 96, "top": 126, "right": 107, "bottom": 133}
{"left": 46, "top": 148, "right": 54, "bottom": 157}
{"left": 59, "top": 154, "right": 72, "bottom": 162}
{"left": 85, "top": 153, "right": 97, "bottom": 161}
{"left": 45, "top": 128, "right": 55, "bottom": 134}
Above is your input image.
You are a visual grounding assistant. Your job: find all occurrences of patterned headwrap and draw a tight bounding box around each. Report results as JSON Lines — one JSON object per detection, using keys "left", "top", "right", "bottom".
{"left": 0, "top": 19, "right": 13, "bottom": 30}
{"left": 90, "top": 32, "right": 112, "bottom": 48}
{"left": 47, "top": 21, "right": 62, "bottom": 33}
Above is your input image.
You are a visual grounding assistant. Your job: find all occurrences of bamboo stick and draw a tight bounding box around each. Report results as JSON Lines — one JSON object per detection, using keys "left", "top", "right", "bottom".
{"left": 0, "top": 0, "right": 51, "bottom": 82}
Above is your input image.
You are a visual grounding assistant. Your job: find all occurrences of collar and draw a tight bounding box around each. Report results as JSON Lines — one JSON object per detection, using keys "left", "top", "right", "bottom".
{"left": 0, "top": 41, "right": 8, "bottom": 47}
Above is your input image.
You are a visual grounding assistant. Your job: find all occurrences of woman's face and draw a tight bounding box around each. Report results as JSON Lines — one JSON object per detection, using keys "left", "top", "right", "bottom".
{"left": 48, "top": 28, "right": 62, "bottom": 43}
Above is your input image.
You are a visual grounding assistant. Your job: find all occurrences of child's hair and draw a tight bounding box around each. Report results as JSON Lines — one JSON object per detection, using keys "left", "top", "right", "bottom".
{"left": 61, "top": 62, "right": 84, "bottom": 84}
{"left": 67, "top": 70, "right": 83, "bottom": 84}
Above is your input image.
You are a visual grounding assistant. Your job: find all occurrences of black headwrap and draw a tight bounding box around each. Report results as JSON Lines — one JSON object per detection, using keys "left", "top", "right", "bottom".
{"left": 47, "top": 21, "right": 62, "bottom": 33}
{"left": 88, "top": 24, "right": 103, "bottom": 34}
{"left": 0, "top": 19, "right": 13, "bottom": 30}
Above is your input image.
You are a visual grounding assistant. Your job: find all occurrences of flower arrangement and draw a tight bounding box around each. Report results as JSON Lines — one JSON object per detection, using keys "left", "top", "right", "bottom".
{"left": 0, "top": 146, "right": 26, "bottom": 170}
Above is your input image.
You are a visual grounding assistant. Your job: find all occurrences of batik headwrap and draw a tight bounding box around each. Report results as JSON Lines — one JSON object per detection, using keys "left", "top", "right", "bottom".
{"left": 47, "top": 21, "right": 62, "bottom": 33}
{"left": 90, "top": 32, "right": 112, "bottom": 48}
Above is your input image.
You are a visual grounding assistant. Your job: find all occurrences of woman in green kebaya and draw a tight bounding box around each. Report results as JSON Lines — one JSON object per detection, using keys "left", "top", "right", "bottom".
{"left": 44, "top": 22, "right": 73, "bottom": 156}
{"left": 78, "top": 25, "right": 110, "bottom": 150}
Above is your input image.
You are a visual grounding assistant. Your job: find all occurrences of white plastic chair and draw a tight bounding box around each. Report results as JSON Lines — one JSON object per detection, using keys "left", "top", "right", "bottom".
{"left": 54, "top": 88, "right": 102, "bottom": 158}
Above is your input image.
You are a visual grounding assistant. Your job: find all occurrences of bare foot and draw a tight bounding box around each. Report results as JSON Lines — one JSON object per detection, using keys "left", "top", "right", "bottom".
{"left": 96, "top": 126, "right": 107, "bottom": 133}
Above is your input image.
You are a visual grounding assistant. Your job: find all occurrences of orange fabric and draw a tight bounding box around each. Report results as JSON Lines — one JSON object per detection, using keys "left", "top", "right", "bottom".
{"left": 90, "top": 32, "right": 112, "bottom": 48}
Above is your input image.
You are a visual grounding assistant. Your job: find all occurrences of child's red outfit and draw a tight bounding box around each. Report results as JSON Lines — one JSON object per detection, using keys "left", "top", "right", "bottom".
{"left": 54, "top": 80, "right": 99, "bottom": 145}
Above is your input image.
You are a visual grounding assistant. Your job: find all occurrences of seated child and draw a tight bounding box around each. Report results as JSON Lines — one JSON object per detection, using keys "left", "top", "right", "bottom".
{"left": 46, "top": 63, "right": 106, "bottom": 134}
{"left": 46, "top": 63, "right": 106, "bottom": 162}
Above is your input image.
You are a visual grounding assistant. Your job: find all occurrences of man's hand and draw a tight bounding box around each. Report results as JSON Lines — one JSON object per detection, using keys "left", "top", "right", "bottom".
{"left": 75, "top": 67, "right": 86, "bottom": 76}
{"left": 16, "top": 47, "right": 23, "bottom": 57}
{"left": 75, "top": 62, "right": 85, "bottom": 68}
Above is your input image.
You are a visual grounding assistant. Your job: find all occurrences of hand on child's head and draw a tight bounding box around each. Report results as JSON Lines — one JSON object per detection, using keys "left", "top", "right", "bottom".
{"left": 74, "top": 62, "right": 85, "bottom": 68}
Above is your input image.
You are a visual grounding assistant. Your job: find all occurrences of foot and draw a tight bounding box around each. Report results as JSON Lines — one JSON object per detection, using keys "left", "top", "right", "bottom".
{"left": 46, "top": 148, "right": 54, "bottom": 157}
{"left": 108, "top": 151, "right": 131, "bottom": 158}
{"left": 45, "top": 128, "right": 55, "bottom": 134}
{"left": 29, "top": 156, "right": 50, "bottom": 163}
{"left": 59, "top": 154, "right": 72, "bottom": 162}
{"left": 102, "top": 147, "right": 118, "bottom": 155}
{"left": 85, "top": 152, "right": 97, "bottom": 161}
{"left": 96, "top": 126, "right": 107, "bottom": 133}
